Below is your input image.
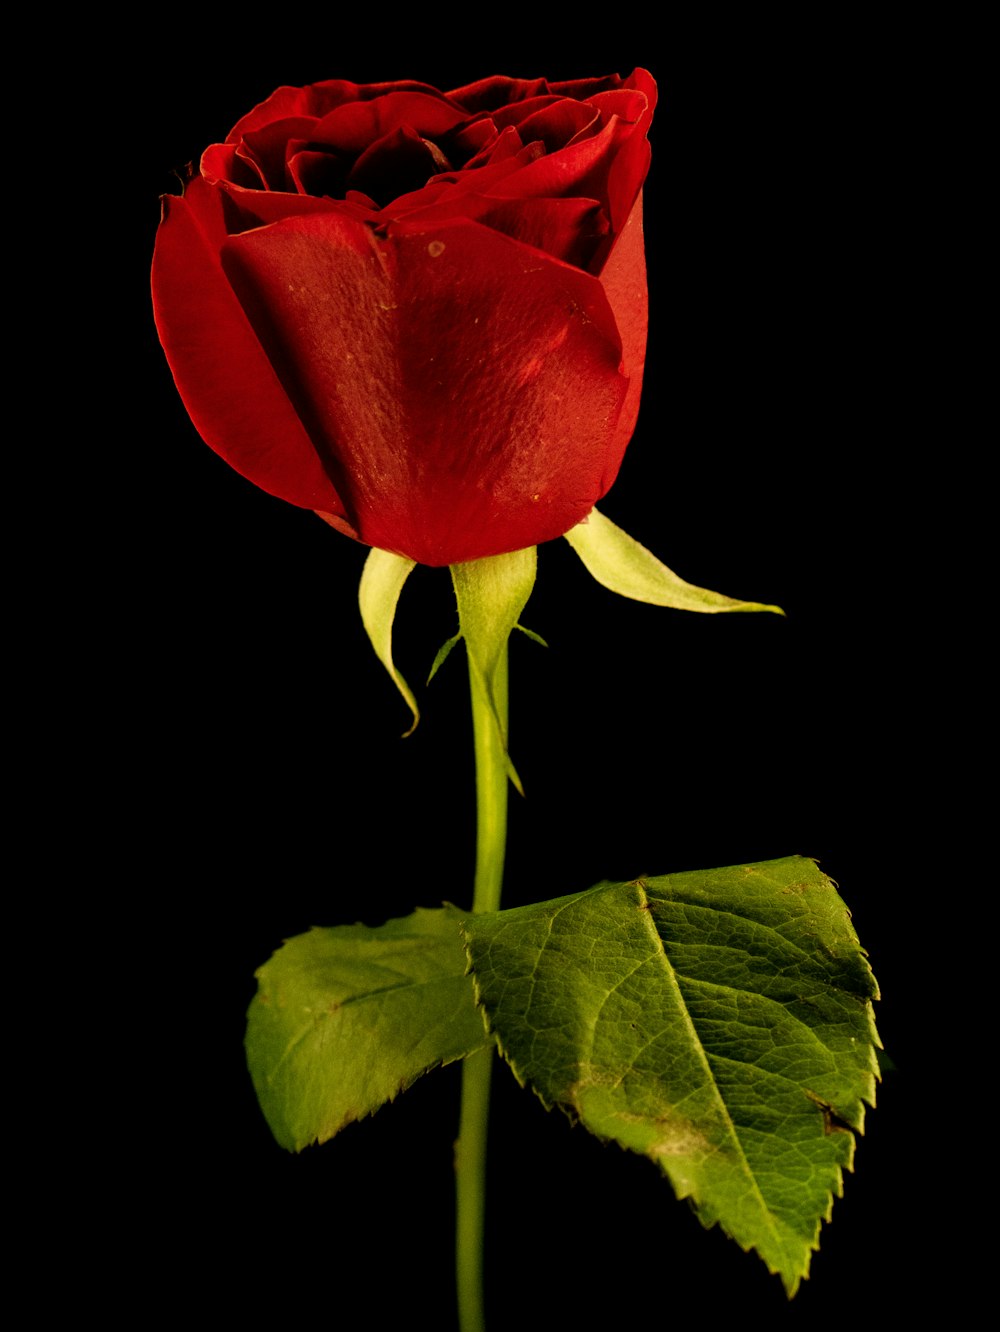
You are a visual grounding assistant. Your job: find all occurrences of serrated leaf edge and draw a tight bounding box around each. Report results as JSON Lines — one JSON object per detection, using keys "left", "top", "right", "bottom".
{"left": 461, "top": 875, "right": 881, "bottom": 1298}
{"left": 249, "top": 910, "right": 491, "bottom": 1152}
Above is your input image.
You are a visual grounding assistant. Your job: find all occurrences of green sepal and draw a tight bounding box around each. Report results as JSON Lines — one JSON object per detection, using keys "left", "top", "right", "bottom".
{"left": 358, "top": 547, "right": 419, "bottom": 735}
{"left": 450, "top": 548, "right": 537, "bottom": 795}
{"left": 565, "top": 507, "right": 784, "bottom": 614}
{"left": 463, "top": 857, "right": 879, "bottom": 1296}
{"left": 427, "top": 632, "right": 461, "bottom": 684}
{"left": 514, "top": 623, "right": 548, "bottom": 648}
{"left": 247, "top": 906, "right": 489, "bottom": 1152}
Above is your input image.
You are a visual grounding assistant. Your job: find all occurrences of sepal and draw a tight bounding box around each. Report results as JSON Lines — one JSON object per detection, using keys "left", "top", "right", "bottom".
{"left": 565, "top": 507, "right": 784, "bottom": 614}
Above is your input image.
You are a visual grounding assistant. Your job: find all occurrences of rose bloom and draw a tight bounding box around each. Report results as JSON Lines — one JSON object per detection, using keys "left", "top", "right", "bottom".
{"left": 153, "top": 71, "right": 655, "bottom": 566}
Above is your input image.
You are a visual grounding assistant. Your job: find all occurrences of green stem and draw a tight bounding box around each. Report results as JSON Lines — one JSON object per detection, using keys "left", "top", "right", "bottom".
{"left": 456, "top": 643, "right": 509, "bottom": 1332}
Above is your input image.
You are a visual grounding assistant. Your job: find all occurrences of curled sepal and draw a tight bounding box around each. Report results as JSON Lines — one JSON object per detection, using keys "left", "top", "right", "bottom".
{"left": 359, "top": 547, "right": 419, "bottom": 735}
{"left": 451, "top": 548, "right": 537, "bottom": 793}
{"left": 565, "top": 507, "right": 784, "bottom": 614}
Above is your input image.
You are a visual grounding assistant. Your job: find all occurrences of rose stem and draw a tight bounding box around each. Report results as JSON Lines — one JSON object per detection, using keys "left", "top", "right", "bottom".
{"left": 456, "top": 641, "right": 509, "bottom": 1332}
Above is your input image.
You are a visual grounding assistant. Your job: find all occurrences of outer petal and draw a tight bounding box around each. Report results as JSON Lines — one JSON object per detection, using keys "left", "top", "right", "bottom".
{"left": 597, "top": 191, "right": 647, "bottom": 488}
{"left": 151, "top": 175, "right": 348, "bottom": 519}
{"left": 220, "top": 211, "right": 630, "bottom": 566}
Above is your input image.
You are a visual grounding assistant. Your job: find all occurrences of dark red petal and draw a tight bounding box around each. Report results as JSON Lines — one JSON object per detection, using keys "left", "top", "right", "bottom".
{"left": 220, "top": 212, "right": 630, "bottom": 566}
{"left": 478, "top": 95, "right": 562, "bottom": 132}
{"left": 509, "top": 99, "right": 598, "bottom": 153}
{"left": 479, "top": 125, "right": 526, "bottom": 166}
{"left": 489, "top": 113, "right": 638, "bottom": 229}
{"left": 476, "top": 196, "right": 609, "bottom": 269}
{"left": 582, "top": 88, "right": 647, "bottom": 126}
{"left": 287, "top": 147, "right": 348, "bottom": 197}
{"left": 601, "top": 71, "right": 657, "bottom": 230}
{"left": 596, "top": 192, "right": 647, "bottom": 488}
{"left": 548, "top": 74, "right": 625, "bottom": 98}
{"left": 201, "top": 141, "right": 260, "bottom": 189}
{"left": 310, "top": 93, "right": 466, "bottom": 157}
{"left": 623, "top": 68, "right": 658, "bottom": 136}
{"left": 449, "top": 118, "right": 498, "bottom": 161}
{"left": 373, "top": 187, "right": 603, "bottom": 258}
{"left": 226, "top": 81, "right": 361, "bottom": 141}
{"left": 241, "top": 116, "right": 320, "bottom": 190}
{"left": 378, "top": 141, "right": 543, "bottom": 222}
{"left": 151, "top": 176, "right": 346, "bottom": 516}
{"left": 226, "top": 80, "right": 462, "bottom": 143}
{"left": 215, "top": 183, "right": 353, "bottom": 232}
{"left": 348, "top": 126, "right": 453, "bottom": 207}
{"left": 446, "top": 76, "right": 550, "bottom": 111}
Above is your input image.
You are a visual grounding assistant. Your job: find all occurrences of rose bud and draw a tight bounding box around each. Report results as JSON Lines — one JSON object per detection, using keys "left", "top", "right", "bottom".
{"left": 152, "top": 72, "right": 655, "bottom": 567}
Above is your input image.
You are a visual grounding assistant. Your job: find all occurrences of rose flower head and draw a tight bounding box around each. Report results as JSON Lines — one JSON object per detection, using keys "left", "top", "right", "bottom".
{"left": 152, "top": 71, "right": 656, "bottom": 567}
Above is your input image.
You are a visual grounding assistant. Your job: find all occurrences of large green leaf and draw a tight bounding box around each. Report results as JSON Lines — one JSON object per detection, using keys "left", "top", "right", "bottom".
{"left": 247, "top": 906, "right": 488, "bottom": 1151}
{"left": 462, "top": 857, "right": 879, "bottom": 1295}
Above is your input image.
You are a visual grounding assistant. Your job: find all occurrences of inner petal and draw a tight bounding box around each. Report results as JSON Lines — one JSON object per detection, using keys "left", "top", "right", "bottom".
{"left": 349, "top": 127, "right": 455, "bottom": 207}
{"left": 310, "top": 91, "right": 466, "bottom": 156}
{"left": 288, "top": 147, "right": 349, "bottom": 197}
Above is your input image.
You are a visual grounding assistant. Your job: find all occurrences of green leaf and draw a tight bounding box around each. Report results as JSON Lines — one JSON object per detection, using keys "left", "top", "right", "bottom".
{"left": 247, "top": 906, "right": 489, "bottom": 1152}
{"left": 565, "top": 507, "right": 784, "bottom": 614}
{"left": 358, "top": 547, "right": 419, "bottom": 735}
{"left": 451, "top": 548, "right": 537, "bottom": 794}
{"left": 463, "top": 857, "right": 879, "bottom": 1295}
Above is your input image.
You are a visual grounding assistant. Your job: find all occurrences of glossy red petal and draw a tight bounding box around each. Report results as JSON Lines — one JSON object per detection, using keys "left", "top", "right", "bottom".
{"left": 487, "top": 112, "right": 634, "bottom": 212}
{"left": 624, "top": 68, "right": 658, "bottom": 136}
{"left": 220, "top": 212, "right": 630, "bottom": 565}
{"left": 511, "top": 99, "right": 598, "bottom": 153}
{"left": 548, "top": 74, "right": 626, "bottom": 99}
{"left": 227, "top": 82, "right": 359, "bottom": 141}
{"left": 446, "top": 76, "right": 550, "bottom": 111}
{"left": 241, "top": 116, "right": 321, "bottom": 190}
{"left": 382, "top": 141, "right": 543, "bottom": 222}
{"left": 201, "top": 141, "right": 259, "bottom": 189}
{"left": 310, "top": 93, "right": 466, "bottom": 157}
{"left": 151, "top": 176, "right": 346, "bottom": 516}
{"left": 475, "top": 196, "right": 609, "bottom": 270}
{"left": 349, "top": 126, "right": 453, "bottom": 206}
{"left": 479, "top": 95, "right": 562, "bottom": 132}
{"left": 216, "top": 183, "right": 352, "bottom": 231}
{"left": 596, "top": 192, "right": 647, "bottom": 487}
{"left": 287, "top": 147, "right": 348, "bottom": 198}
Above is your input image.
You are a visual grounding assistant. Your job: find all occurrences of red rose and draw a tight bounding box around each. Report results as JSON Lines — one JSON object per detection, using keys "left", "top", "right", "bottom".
{"left": 152, "top": 71, "right": 655, "bottom": 567}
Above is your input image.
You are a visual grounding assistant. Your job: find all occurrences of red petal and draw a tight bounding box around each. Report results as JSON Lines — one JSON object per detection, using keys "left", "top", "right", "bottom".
{"left": 476, "top": 196, "right": 609, "bottom": 269}
{"left": 596, "top": 192, "right": 647, "bottom": 488}
{"left": 287, "top": 147, "right": 349, "bottom": 198}
{"left": 509, "top": 99, "right": 599, "bottom": 153}
{"left": 549, "top": 74, "right": 625, "bottom": 98}
{"left": 241, "top": 116, "right": 320, "bottom": 190}
{"left": 151, "top": 176, "right": 346, "bottom": 517}
{"left": 202, "top": 141, "right": 260, "bottom": 189}
{"left": 489, "top": 112, "right": 639, "bottom": 231}
{"left": 226, "top": 82, "right": 359, "bottom": 141}
{"left": 216, "top": 183, "right": 355, "bottom": 231}
{"left": 447, "top": 76, "right": 550, "bottom": 111}
{"left": 349, "top": 126, "right": 453, "bottom": 206}
{"left": 220, "top": 211, "right": 630, "bottom": 565}
{"left": 310, "top": 93, "right": 466, "bottom": 157}
{"left": 372, "top": 188, "right": 606, "bottom": 267}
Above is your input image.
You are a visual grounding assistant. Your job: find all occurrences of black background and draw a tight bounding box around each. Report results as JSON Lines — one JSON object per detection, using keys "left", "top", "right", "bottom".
{"left": 124, "top": 15, "right": 918, "bottom": 1327}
